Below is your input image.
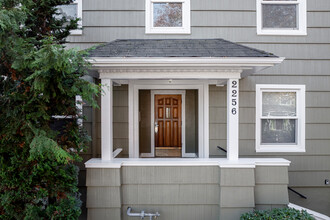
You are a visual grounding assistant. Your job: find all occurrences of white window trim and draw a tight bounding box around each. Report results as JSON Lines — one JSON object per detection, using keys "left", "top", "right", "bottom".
{"left": 52, "top": 95, "right": 83, "bottom": 127}
{"left": 256, "top": 84, "right": 305, "bottom": 152}
{"left": 145, "top": 0, "right": 191, "bottom": 34}
{"left": 70, "top": 0, "right": 82, "bottom": 35}
{"left": 256, "top": 0, "right": 307, "bottom": 36}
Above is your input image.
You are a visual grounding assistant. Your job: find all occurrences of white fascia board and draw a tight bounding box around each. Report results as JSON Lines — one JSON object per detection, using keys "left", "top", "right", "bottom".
{"left": 87, "top": 57, "right": 285, "bottom": 68}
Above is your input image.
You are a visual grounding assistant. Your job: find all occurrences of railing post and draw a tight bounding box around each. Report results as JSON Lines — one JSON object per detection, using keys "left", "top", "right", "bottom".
{"left": 227, "top": 78, "right": 239, "bottom": 160}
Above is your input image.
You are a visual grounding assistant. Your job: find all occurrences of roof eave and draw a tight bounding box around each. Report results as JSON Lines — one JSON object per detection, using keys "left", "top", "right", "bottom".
{"left": 87, "top": 57, "right": 284, "bottom": 69}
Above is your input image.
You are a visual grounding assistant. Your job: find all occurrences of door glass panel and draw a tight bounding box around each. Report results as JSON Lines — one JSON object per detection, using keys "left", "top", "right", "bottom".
{"left": 165, "top": 107, "right": 171, "bottom": 119}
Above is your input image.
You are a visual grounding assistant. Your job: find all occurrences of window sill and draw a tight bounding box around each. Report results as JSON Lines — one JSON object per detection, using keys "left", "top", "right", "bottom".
{"left": 70, "top": 29, "right": 83, "bottom": 35}
{"left": 257, "top": 29, "right": 307, "bottom": 36}
{"left": 256, "top": 145, "right": 305, "bottom": 153}
{"left": 146, "top": 28, "right": 191, "bottom": 35}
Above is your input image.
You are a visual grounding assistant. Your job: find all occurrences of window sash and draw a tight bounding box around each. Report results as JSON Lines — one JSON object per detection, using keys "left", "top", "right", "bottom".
{"left": 261, "top": 119, "right": 297, "bottom": 144}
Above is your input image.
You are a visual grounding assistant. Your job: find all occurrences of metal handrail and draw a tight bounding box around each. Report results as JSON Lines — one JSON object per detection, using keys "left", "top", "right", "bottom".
{"left": 217, "top": 146, "right": 227, "bottom": 153}
{"left": 288, "top": 187, "right": 307, "bottom": 199}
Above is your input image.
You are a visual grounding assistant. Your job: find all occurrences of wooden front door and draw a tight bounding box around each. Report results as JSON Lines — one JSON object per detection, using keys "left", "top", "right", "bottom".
{"left": 155, "top": 94, "right": 182, "bottom": 157}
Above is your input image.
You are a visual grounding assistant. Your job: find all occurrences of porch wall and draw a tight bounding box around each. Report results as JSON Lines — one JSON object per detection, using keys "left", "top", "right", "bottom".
{"left": 86, "top": 164, "right": 289, "bottom": 220}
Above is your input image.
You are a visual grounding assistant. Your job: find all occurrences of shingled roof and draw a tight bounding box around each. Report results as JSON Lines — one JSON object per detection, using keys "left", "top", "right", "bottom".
{"left": 88, "top": 39, "right": 277, "bottom": 58}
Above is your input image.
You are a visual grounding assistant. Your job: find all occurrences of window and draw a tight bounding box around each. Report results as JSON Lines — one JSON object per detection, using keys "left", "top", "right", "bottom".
{"left": 56, "top": 0, "right": 82, "bottom": 35}
{"left": 257, "top": 0, "right": 306, "bottom": 35}
{"left": 256, "top": 85, "right": 305, "bottom": 152}
{"left": 51, "top": 96, "right": 83, "bottom": 129}
{"left": 146, "top": 0, "right": 190, "bottom": 34}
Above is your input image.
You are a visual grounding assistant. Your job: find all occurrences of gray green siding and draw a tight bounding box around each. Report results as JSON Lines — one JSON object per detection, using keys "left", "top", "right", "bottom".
{"left": 75, "top": 0, "right": 330, "bottom": 217}
{"left": 86, "top": 165, "right": 288, "bottom": 220}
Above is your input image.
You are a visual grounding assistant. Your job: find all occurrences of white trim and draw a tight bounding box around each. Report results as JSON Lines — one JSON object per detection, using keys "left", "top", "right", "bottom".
{"left": 227, "top": 79, "right": 240, "bottom": 160}
{"left": 99, "top": 71, "right": 242, "bottom": 80}
{"left": 101, "top": 79, "right": 113, "bottom": 160}
{"left": 130, "top": 81, "right": 207, "bottom": 158}
{"left": 149, "top": 90, "right": 188, "bottom": 158}
{"left": 256, "top": 84, "right": 306, "bottom": 153}
{"left": 113, "top": 148, "right": 123, "bottom": 158}
{"left": 52, "top": 95, "right": 83, "bottom": 127}
{"left": 128, "top": 81, "right": 134, "bottom": 158}
{"left": 256, "top": 0, "right": 307, "bottom": 36}
{"left": 69, "top": 0, "right": 83, "bottom": 35}
{"left": 203, "top": 82, "right": 209, "bottom": 158}
{"left": 288, "top": 203, "right": 330, "bottom": 220}
{"left": 75, "top": 95, "right": 83, "bottom": 127}
{"left": 184, "top": 153, "right": 197, "bottom": 158}
{"left": 89, "top": 57, "right": 285, "bottom": 68}
{"left": 145, "top": 0, "right": 191, "bottom": 34}
{"left": 90, "top": 57, "right": 284, "bottom": 78}
{"left": 85, "top": 158, "right": 290, "bottom": 168}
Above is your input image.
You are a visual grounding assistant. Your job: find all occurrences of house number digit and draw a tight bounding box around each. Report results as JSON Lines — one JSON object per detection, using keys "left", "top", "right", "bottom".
{"left": 231, "top": 80, "right": 238, "bottom": 115}
{"left": 232, "top": 80, "right": 237, "bottom": 88}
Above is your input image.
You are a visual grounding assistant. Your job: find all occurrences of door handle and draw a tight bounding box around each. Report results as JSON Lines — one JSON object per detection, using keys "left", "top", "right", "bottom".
{"left": 155, "top": 122, "right": 159, "bottom": 133}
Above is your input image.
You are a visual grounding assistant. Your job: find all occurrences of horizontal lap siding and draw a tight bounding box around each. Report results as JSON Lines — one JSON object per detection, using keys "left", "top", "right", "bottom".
{"left": 113, "top": 86, "right": 129, "bottom": 157}
{"left": 82, "top": 0, "right": 330, "bottom": 11}
{"left": 73, "top": 0, "right": 330, "bottom": 216}
{"left": 121, "top": 166, "right": 220, "bottom": 220}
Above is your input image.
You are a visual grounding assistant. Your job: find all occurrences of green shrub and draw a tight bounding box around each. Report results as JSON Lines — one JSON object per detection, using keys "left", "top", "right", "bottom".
{"left": 240, "top": 207, "right": 315, "bottom": 220}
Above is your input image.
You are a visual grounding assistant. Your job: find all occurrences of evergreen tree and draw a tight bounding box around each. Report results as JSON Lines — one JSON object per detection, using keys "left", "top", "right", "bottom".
{"left": 0, "top": 0, "right": 99, "bottom": 219}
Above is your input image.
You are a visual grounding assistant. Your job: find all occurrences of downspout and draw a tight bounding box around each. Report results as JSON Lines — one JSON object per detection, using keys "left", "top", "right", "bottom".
{"left": 127, "top": 207, "right": 160, "bottom": 220}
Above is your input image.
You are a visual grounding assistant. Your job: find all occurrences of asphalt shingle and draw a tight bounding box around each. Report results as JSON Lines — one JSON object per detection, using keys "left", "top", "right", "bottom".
{"left": 87, "top": 39, "right": 277, "bottom": 58}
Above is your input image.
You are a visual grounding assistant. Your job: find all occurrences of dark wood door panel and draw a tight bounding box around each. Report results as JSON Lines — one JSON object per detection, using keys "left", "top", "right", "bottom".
{"left": 155, "top": 94, "right": 182, "bottom": 157}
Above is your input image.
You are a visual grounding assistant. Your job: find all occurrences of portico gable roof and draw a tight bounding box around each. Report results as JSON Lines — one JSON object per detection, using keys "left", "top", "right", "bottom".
{"left": 87, "top": 39, "right": 284, "bottom": 78}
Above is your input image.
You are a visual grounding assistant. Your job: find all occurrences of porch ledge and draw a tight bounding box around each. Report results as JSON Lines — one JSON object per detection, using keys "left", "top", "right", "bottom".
{"left": 85, "top": 158, "right": 290, "bottom": 169}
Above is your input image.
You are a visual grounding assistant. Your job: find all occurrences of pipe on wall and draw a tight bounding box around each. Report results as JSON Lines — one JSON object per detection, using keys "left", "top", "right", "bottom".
{"left": 127, "top": 207, "right": 160, "bottom": 219}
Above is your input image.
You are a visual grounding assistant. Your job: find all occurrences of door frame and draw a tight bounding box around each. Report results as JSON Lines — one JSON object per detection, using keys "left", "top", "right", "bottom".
{"left": 130, "top": 81, "right": 208, "bottom": 159}
{"left": 141, "top": 90, "right": 188, "bottom": 158}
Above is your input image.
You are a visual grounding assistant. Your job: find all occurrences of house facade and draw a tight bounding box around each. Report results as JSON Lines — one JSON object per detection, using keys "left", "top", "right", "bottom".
{"left": 63, "top": 0, "right": 330, "bottom": 219}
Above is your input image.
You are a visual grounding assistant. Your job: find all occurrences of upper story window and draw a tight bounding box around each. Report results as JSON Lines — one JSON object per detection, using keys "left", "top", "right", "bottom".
{"left": 56, "top": 0, "right": 82, "bottom": 35}
{"left": 256, "top": 0, "right": 306, "bottom": 35}
{"left": 256, "top": 85, "right": 305, "bottom": 152}
{"left": 146, "top": 0, "right": 191, "bottom": 34}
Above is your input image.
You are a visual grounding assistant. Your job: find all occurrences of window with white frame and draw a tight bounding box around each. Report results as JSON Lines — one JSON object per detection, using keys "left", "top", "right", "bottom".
{"left": 256, "top": 85, "right": 305, "bottom": 152}
{"left": 256, "top": 0, "right": 306, "bottom": 35}
{"left": 145, "top": 0, "right": 191, "bottom": 34}
{"left": 55, "top": 0, "right": 82, "bottom": 35}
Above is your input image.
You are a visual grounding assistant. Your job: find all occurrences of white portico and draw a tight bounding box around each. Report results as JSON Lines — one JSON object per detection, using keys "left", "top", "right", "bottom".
{"left": 84, "top": 39, "right": 290, "bottom": 220}
{"left": 87, "top": 47, "right": 283, "bottom": 161}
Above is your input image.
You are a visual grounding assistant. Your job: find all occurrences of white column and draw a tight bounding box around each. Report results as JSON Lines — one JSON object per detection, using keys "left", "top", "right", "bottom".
{"left": 128, "top": 81, "right": 134, "bottom": 158}
{"left": 101, "top": 78, "right": 113, "bottom": 160}
{"left": 203, "top": 82, "right": 209, "bottom": 158}
{"left": 227, "top": 78, "right": 239, "bottom": 160}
